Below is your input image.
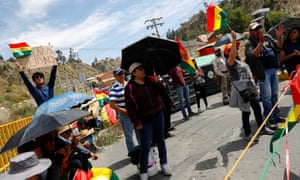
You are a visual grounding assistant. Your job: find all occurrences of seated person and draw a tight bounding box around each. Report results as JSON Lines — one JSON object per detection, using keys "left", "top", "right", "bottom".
{"left": 56, "top": 125, "right": 98, "bottom": 172}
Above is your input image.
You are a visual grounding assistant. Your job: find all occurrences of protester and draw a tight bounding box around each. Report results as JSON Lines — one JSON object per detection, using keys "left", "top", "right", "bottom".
{"left": 226, "top": 31, "right": 274, "bottom": 140}
{"left": 55, "top": 125, "right": 98, "bottom": 173}
{"left": 0, "top": 151, "right": 52, "bottom": 180}
{"left": 78, "top": 106, "right": 102, "bottom": 152}
{"left": 192, "top": 59, "right": 211, "bottom": 112}
{"left": 245, "top": 22, "right": 284, "bottom": 129}
{"left": 168, "top": 66, "right": 197, "bottom": 120}
{"left": 36, "top": 130, "right": 70, "bottom": 180}
{"left": 212, "top": 48, "right": 231, "bottom": 105}
{"left": 109, "top": 67, "right": 140, "bottom": 153}
{"left": 125, "top": 62, "right": 172, "bottom": 180}
{"left": 16, "top": 62, "right": 57, "bottom": 106}
{"left": 277, "top": 26, "right": 300, "bottom": 75}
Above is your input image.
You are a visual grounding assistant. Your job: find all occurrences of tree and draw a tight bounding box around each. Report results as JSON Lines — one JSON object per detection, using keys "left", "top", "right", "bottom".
{"left": 265, "top": 11, "right": 289, "bottom": 32}
{"left": 166, "top": 29, "right": 176, "bottom": 39}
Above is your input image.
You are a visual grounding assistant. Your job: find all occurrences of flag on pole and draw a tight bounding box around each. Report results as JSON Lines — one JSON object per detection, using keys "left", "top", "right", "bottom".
{"left": 175, "top": 37, "right": 195, "bottom": 75}
{"left": 8, "top": 42, "right": 32, "bottom": 57}
{"left": 269, "top": 105, "right": 300, "bottom": 152}
{"left": 206, "top": 3, "right": 228, "bottom": 32}
{"left": 269, "top": 68, "right": 300, "bottom": 152}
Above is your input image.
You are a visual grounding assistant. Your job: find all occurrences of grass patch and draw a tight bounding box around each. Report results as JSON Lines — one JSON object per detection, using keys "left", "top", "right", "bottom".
{"left": 95, "top": 123, "right": 123, "bottom": 147}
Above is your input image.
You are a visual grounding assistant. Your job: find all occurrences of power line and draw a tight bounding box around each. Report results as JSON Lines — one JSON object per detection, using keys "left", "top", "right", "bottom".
{"left": 144, "top": 17, "right": 164, "bottom": 37}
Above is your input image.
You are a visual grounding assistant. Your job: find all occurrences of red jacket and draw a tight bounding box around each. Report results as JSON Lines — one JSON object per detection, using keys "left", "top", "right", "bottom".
{"left": 125, "top": 78, "right": 169, "bottom": 127}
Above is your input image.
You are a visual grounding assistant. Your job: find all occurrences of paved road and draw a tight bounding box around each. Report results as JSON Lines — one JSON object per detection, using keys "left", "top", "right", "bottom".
{"left": 92, "top": 80, "right": 300, "bottom": 180}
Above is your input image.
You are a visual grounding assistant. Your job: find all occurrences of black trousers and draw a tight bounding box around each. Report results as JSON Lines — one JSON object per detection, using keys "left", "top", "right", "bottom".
{"left": 194, "top": 83, "right": 208, "bottom": 108}
{"left": 241, "top": 99, "right": 263, "bottom": 136}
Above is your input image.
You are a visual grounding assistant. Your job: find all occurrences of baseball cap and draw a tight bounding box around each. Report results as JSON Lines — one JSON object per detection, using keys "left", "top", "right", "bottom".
{"left": 248, "top": 22, "right": 262, "bottom": 31}
{"left": 129, "top": 62, "right": 142, "bottom": 74}
{"left": 113, "top": 68, "right": 123, "bottom": 75}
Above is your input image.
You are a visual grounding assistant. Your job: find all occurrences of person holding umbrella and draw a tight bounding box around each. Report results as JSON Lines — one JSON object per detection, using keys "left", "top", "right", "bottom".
{"left": 124, "top": 62, "right": 172, "bottom": 180}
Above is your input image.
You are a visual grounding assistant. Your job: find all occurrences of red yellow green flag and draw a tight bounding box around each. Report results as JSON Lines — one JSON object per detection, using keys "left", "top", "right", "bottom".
{"left": 206, "top": 3, "right": 228, "bottom": 32}
{"left": 175, "top": 37, "right": 195, "bottom": 75}
{"left": 269, "top": 105, "right": 300, "bottom": 152}
{"left": 8, "top": 42, "right": 32, "bottom": 57}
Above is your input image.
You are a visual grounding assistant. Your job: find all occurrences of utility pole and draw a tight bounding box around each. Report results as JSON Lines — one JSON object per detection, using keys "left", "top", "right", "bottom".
{"left": 144, "top": 17, "right": 164, "bottom": 37}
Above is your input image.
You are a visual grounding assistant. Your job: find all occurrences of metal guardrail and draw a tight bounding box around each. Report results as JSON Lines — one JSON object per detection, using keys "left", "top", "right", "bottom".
{"left": 0, "top": 116, "right": 32, "bottom": 172}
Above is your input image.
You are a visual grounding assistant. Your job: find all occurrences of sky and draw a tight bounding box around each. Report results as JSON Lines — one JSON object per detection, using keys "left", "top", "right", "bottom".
{"left": 0, "top": 0, "right": 215, "bottom": 65}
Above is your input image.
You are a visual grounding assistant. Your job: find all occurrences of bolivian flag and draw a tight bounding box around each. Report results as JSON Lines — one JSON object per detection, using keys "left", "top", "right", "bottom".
{"left": 94, "top": 89, "right": 110, "bottom": 106}
{"left": 8, "top": 42, "right": 32, "bottom": 57}
{"left": 73, "top": 168, "right": 119, "bottom": 180}
{"left": 269, "top": 105, "right": 300, "bottom": 152}
{"left": 206, "top": 3, "right": 228, "bottom": 32}
{"left": 175, "top": 37, "right": 195, "bottom": 75}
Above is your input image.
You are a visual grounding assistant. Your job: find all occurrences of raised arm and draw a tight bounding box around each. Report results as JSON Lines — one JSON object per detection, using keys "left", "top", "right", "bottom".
{"left": 227, "top": 31, "right": 237, "bottom": 66}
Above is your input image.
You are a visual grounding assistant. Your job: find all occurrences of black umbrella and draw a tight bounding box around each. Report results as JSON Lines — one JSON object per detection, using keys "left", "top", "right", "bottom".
{"left": 268, "top": 17, "right": 300, "bottom": 39}
{"left": 0, "top": 109, "right": 89, "bottom": 153}
{"left": 121, "top": 36, "right": 182, "bottom": 75}
{"left": 214, "top": 33, "right": 245, "bottom": 47}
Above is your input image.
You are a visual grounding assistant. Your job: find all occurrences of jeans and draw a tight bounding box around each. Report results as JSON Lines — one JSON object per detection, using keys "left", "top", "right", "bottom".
{"left": 139, "top": 110, "right": 167, "bottom": 173}
{"left": 258, "top": 68, "right": 280, "bottom": 121}
{"left": 176, "top": 85, "right": 193, "bottom": 117}
{"left": 119, "top": 113, "right": 140, "bottom": 153}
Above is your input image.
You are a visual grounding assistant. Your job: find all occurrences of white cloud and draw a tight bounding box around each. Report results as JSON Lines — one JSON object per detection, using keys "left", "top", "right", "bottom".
{"left": 11, "top": 11, "right": 121, "bottom": 52}
{"left": 18, "top": 0, "right": 60, "bottom": 18}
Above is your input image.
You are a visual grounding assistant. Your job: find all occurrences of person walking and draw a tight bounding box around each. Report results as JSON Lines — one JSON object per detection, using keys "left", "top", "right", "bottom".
{"left": 192, "top": 59, "right": 211, "bottom": 112}
{"left": 226, "top": 31, "right": 274, "bottom": 140}
{"left": 168, "top": 66, "right": 197, "bottom": 120}
{"left": 245, "top": 22, "right": 284, "bottom": 129}
{"left": 16, "top": 62, "right": 57, "bottom": 106}
{"left": 212, "top": 48, "right": 231, "bottom": 105}
{"left": 125, "top": 62, "right": 172, "bottom": 180}
{"left": 109, "top": 68, "right": 140, "bottom": 154}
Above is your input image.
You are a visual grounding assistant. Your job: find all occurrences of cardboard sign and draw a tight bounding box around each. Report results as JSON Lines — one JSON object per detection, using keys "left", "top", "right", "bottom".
{"left": 17, "top": 46, "right": 57, "bottom": 70}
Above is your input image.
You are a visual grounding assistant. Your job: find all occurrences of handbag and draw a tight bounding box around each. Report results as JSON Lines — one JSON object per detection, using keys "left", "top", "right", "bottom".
{"left": 232, "top": 80, "right": 258, "bottom": 103}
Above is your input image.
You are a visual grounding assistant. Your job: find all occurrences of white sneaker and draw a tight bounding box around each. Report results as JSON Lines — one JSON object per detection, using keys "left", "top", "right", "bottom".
{"left": 140, "top": 173, "right": 148, "bottom": 180}
{"left": 161, "top": 164, "right": 172, "bottom": 176}
{"left": 198, "top": 108, "right": 204, "bottom": 113}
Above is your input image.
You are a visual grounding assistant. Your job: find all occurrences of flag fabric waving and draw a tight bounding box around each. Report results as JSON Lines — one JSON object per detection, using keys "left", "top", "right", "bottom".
{"left": 206, "top": 3, "right": 228, "bottom": 32}
{"left": 269, "top": 67, "right": 300, "bottom": 152}
{"left": 175, "top": 37, "right": 195, "bottom": 75}
{"left": 8, "top": 42, "right": 32, "bottom": 57}
{"left": 269, "top": 106, "right": 299, "bottom": 152}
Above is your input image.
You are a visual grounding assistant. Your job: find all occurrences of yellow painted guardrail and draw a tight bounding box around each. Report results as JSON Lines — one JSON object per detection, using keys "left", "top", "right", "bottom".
{"left": 0, "top": 116, "right": 32, "bottom": 172}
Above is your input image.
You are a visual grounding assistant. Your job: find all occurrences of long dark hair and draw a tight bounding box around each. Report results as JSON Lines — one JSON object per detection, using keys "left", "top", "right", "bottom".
{"left": 283, "top": 27, "right": 300, "bottom": 48}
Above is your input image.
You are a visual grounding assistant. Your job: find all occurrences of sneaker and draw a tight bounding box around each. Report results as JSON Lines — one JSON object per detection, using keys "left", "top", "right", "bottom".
{"left": 189, "top": 112, "right": 198, "bottom": 117}
{"left": 161, "top": 164, "right": 172, "bottom": 176}
{"left": 223, "top": 101, "right": 229, "bottom": 105}
{"left": 198, "top": 108, "right": 204, "bottom": 113}
{"left": 165, "top": 132, "right": 175, "bottom": 138}
{"left": 140, "top": 173, "right": 148, "bottom": 180}
{"left": 168, "top": 127, "right": 176, "bottom": 131}
{"left": 206, "top": 105, "right": 213, "bottom": 110}
{"left": 243, "top": 133, "right": 259, "bottom": 142}
{"left": 183, "top": 116, "right": 189, "bottom": 120}
{"left": 260, "top": 127, "right": 274, "bottom": 136}
{"left": 266, "top": 121, "right": 277, "bottom": 130}
{"left": 275, "top": 116, "right": 286, "bottom": 123}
